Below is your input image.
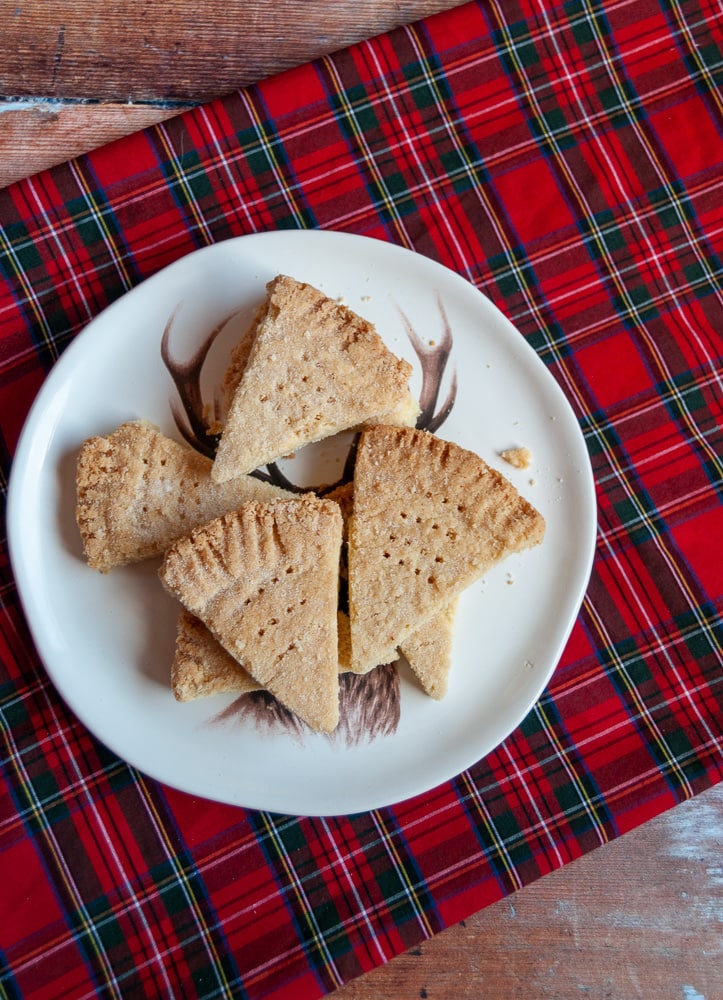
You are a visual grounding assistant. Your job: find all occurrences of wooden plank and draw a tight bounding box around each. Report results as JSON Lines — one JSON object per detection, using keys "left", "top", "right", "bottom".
{"left": 336, "top": 783, "right": 723, "bottom": 999}
{"left": 0, "top": 102, "right": 184, "bottom": 188}
{"left": 2, "top": 0, "right": 464, "bottom": 102}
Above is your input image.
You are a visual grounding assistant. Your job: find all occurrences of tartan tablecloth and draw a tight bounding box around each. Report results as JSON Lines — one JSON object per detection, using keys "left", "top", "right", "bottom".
{"left": 1, "top": 0, "right": 721, "bottom": 996}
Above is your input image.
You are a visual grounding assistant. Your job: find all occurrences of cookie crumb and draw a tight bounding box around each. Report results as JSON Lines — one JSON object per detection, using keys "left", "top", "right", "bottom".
{"left": 500, "top": 446, "right": 532, "bottom": 470}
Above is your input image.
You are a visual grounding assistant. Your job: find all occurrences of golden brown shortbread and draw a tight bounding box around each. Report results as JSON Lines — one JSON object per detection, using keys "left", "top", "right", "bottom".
{"left": 328, "top": 480, "right": 458, "bottom": 695}
{"left": 348, "top": 425, "right": 545, "bottom": 672}
{"left": 221, "top": 312, "right": 419, "bottom": 430}
{"left": 174, "top": 608, "right": 355, "bottom": 703}
{"left": 75, "top": 420, "right": 291, "bottom": 572}
{"left": 212, "top": 275, "right": 413, "bottom": 481}
{"left": 172, "top": 609, "right": 262, "bottom": 701}
{"left": 159, "top": 497, "right": 343, "bottom": 733}
{"left": 399, "top": 598, "right": 458, "bottom": 699}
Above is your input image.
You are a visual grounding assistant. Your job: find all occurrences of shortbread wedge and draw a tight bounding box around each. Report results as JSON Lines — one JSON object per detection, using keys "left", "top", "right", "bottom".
{"left": 348, "top": 425, "right": 546, "bottom": 672}
{"left": 399, "top": 598, "right": 458, "bottom": 700}
{"left": 174, "top": 608, "right": 354, "bottom": 702}
{"left": 212, "top": 275, "right": 413, "bottom": 481}
{"left": 172, "top": 608, "right": 262, "bottom": 701}
{"left": 329, "top": 480, "right": 458, "bottom": 694}
{"left": 222, "top": 320, "right": 419, "bottom": 431}
{"left": 159, "top": 497, "right": 343, "bottom": 733}
{"left": 76, "top": 420, "right": 292, "bottom": 572}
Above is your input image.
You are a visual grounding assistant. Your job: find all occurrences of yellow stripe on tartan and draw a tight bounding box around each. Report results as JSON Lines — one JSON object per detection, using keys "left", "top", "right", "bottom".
{"left": 369, "top": 810, "right": 436, "bottom": 939}
{"left": 134, "top": 775, "right": 237, "bottom": 999}
{"left": 0, "top": 219, "right": 58, "bottom": 361}
{"left": 238, "top": 91, "right": 311, "bottom": 230}
{"left": 669, "top": 0, "right": 723, "bottom": 118}
{"left": 457, "top": 770, "right": 524, "bottom": 892}
{"left": 528, "top": 697, "right": 611, "bottom": 845}
{"left": 580, "top": 0, "right": 723, "bottom": 468}
{"left": 320, "top": 53, "right": 415, "bottom": 250}
{"left": 1, "top": 710, "right": 124, "bottom": 997}
{"left": 488, "top": 3, "right": 642, "bottom": 323}
{"left": 153, "top": 123, "right": 215, "bottom": 245}
{"left": 491, "top": 0, "right": 722, "bottom": 494}
{"left": 583, "top": 570, "right": 696, "bottom": 796}
{"left": 68, "top": 160, "right": 135, "bottom": 293}
{"left": 257, "top": 812, "right": 345, "bottom": 990}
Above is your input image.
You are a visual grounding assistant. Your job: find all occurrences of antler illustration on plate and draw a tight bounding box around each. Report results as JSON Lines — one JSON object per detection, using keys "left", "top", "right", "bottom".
{"left": 161, "top": 292, "right": 457, "bottom": 742}
{"left": 162, "top": 293, "right": 457, "bottom": 474}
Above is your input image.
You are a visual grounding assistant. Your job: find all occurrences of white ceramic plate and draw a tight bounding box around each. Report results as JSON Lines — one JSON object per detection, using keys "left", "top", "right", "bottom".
{"left": 7, "top": 231, "right": 596, "bottom": 816}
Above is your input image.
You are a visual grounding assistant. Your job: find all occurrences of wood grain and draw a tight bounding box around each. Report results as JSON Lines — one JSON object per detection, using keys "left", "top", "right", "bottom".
{"left": 0, "top": 0, "right": 463, "bottom": 186}
{"left": 336, "top": 783, "right": 723, "bottom": 999}
{"left": 0, "top": 103, "right": 182, "bottom": 188}
{"left": 2, "top": 0, "right": 463, "bottom": 101}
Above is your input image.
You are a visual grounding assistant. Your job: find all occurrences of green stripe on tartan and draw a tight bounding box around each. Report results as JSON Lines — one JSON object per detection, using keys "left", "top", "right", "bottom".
{"left": 3, "top": 729, "right": 125, "bottom": 996}
{"left": 321, "top": 60, "right": 411, "bottom": 240}
{"left": 253, "top": 813, "right": 348, "bottom": 991}
{"left": 0, "top": 223, "right": 58, "bottom": 365}
{"left": 137, "top": 778, "right": 244, "bottom": 999}
{"left": 155, "top": 124, "right": 216, "bottom": 245}
{"left": 522, "top": 699, "right": 614, "bottom": 843}
{"left": 457, "top": 771, "right": 526, "bottom": 893}
{"left": 587, "top": 625, "right": 709, "bottom": 796}
{"left": 368, "top": 810, "right": 436, "bottom": 938}
{"left": 240, "top": 95, "right": 317, "bottom": 230}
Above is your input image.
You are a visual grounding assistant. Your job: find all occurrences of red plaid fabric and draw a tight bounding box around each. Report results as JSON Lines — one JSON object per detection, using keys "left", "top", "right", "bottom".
{"left": 1, "top": 1, "right": 721, "bottom": 996}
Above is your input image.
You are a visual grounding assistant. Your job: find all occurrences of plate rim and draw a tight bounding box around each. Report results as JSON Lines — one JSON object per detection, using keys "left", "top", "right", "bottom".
{"left": 6, "top": 230, "right": 597, "bottom": 815}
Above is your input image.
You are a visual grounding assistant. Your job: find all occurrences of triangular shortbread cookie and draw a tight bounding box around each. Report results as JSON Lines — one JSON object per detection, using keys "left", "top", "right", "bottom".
{"left": 159, "top": 497, "right": 343, "bottom": 732}
{"left": 220, "top": 311, "right": 419, "bottom": 432}
{"left": 174, "top": 608, "right": 354, "bottom": 703}
{"left": 211, "top": 275, "right": 413, "bottom": 481}
{"left": 76, "top": 420, "right": 292, "bottom": 572}
{"left": 328, "top": 479, "right": 458, "bottom": 695}
{"left": 348, "top": 426, "right": 545, "bottom": 672}
{"left": 172, "top": 609, "right": 263, "bottom": 701}
{"left": 399, "top": 598, "right": 458, "bottom": 700}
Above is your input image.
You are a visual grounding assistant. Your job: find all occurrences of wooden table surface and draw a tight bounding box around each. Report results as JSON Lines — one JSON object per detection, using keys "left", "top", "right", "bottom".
{"left": 2, "top": 4, "right": 721, "bottom": 997}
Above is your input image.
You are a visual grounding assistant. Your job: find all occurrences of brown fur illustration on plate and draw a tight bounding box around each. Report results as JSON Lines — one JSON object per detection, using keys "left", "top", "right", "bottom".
{"left": 162, "top": 292, "right": 456, "bottom": 743}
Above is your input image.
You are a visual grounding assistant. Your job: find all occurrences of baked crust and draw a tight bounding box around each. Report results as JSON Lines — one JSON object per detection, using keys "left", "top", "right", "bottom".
{"left": 348, "top": 425, "right": 545, "bottom": 672}
{"left": 172, "top": 609, "right": 262, "bottom": 701}
{"left": 212, "top": 275, "right": 413, "bottom": 481}
{"left": 75, "top": 420, "right": 291, "bottom": 572}
{"left": 159, "top": 496, "right": 343, "bottom": 733}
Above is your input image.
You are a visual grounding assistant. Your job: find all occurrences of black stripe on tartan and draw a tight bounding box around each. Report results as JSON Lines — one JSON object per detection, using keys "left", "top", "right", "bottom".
{"left": 452, "top": 762, "right": 539, "bottom": 894}
{"left": 358, "top": 806, "right": 441, "bottom": 942}
{"left": 247, "top": 811, "right": 353, "bottom": 993}
{"left": 519, "top": 695, "right": 618, "bottom": 848}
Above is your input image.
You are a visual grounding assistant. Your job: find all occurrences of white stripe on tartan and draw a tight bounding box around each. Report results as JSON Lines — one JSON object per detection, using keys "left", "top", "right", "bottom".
{"left": 153, "top": 122, "right": 216, "bottom": 247}
{"left": 25, "top": 176, "right": 96, "bottom": 328}
{"left": 500, "top": 737, "right": 605, "bottom": 858}
{"left": 320, "top": 51, "right": 418, "bottom": 250}
{"left": 259, "top": 813, "right": 346, "bottom": 990}
{"left": 365, "top": 33, "right": 477, "bottom": 283}
{"left": 196, "top": 104, "right": 258, "bottom": 233}
{"left": 370, "top": 809, "right": 437, "bottom": 937}
{"left": 486, "top": 2, "right": 722, "bottom": 764}
{"left": 457, "top": 772, "right": 525, "bottom": 891}
{"left": 320, "top": 817, "right": 390, "bottom": 965}
{"left": 66, "top": 161, "right": 135, "bottom": 294}
{"left": 1, "top": 702, "right": 125, "bottom": 996}
{"left": 584, "top": 545, "right": 697, "bottom": 797}
{"left": 487, "top": 0, "right": 722, "bottom": 399}
{"left": 133, "top": 776, "right": 238, "bottom": 999}
{"left": 574, "top": 0, "right": 723, "bottom": 398}
{"left": 0, "top": 220, "right": 56, "bottom": 348}
{"left": 236, "top": 91, "right": 311, "bottom": 230}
